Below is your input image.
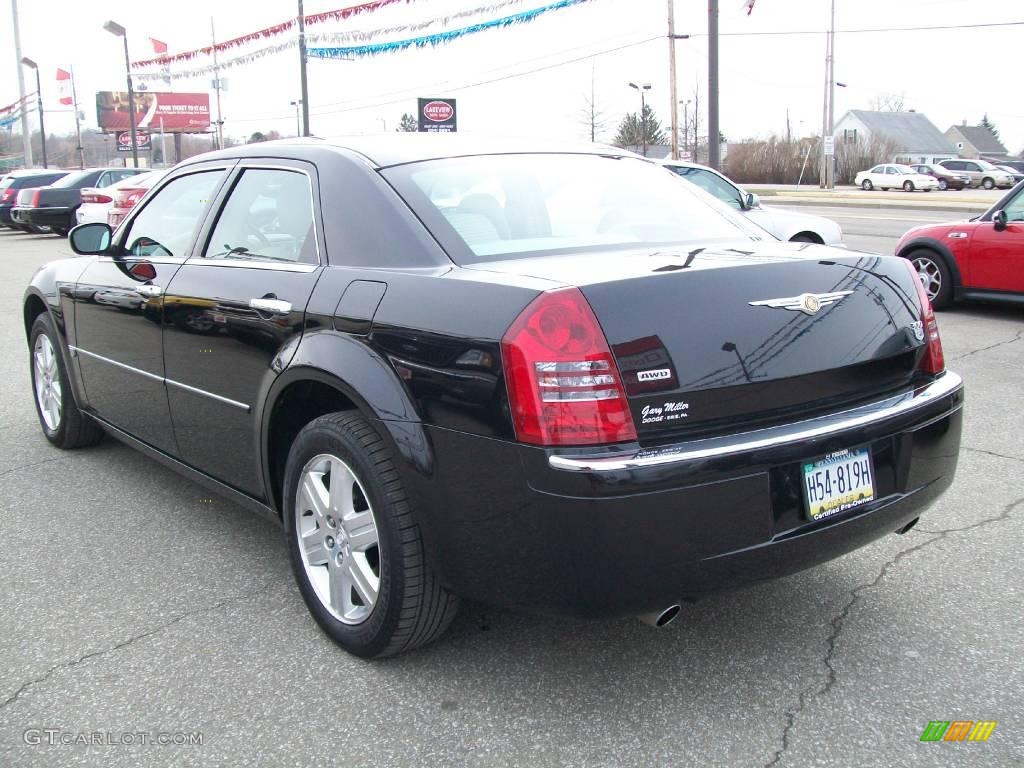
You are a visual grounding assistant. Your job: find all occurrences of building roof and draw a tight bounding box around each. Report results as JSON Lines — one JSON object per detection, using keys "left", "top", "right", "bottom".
{"left": 843, "top": 110, "right": 957, "bottom": 154}
{"left": 949, "top": 125, "right": 1008, "bottom": 156}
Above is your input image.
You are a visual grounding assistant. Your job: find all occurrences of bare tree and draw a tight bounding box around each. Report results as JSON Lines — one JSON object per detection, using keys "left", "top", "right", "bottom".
{"left": 869, "top": 92, "right": 906, "bottom": 112}
{"left": 578, "top": 64, "right": 609, "bottom": 142}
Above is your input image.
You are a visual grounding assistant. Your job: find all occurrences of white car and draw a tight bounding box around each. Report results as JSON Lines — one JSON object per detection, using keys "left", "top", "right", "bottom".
{"left": 662, "top": 160, "right": 843, "bottom": 244}
{"left": 76, "top": 170, "right": 164, "bottom": 226}
{"left": 855, "top": 164, "right": 939, "bottom": 192}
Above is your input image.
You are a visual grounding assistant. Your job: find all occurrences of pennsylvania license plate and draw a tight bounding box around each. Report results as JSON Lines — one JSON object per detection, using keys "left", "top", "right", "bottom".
{"left": 802, "top": 447, "right": 875, "bottom": 521}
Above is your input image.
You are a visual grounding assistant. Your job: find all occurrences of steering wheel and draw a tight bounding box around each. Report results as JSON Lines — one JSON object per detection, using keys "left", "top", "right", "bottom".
{"left": 245, "top": 222, "right": 270, "bottom": 248}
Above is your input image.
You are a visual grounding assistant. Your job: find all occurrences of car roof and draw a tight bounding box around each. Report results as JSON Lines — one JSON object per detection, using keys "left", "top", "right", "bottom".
{"left": 185, "top": 136, "right": 640, "bottom": 170}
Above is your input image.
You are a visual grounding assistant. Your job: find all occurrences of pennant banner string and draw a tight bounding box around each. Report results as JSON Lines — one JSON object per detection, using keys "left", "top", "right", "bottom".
{"left": 309, "top": 0, "right": 592, "bottom": 60}
{"left": 134, "top": 0, "right": 531, "bottom": 81}
{"left": 130, "top": 0, "right": 416, "bottom": 69}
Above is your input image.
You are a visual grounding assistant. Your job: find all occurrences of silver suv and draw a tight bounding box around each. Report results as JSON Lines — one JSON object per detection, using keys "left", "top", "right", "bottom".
{"left": 937, "top": 159, "right": 1015, "bottom": 190}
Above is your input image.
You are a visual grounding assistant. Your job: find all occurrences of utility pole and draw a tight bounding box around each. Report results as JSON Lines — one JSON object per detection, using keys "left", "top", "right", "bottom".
{"left": 668, "top": 0, "right": 678, "bottom": 160}
{"left": 70, "top": 66, "right": 84, "bottom": 169}
{"left": 211, "top": 18, "right": 224, "bottom": 150}
{"left": 707, "top": 0, "right": 720, "bottom": 169}
{"left": 826, "top": 0, "right": 836, "bottom": 189}
{"left": 10, "top": 0, "right": 33, "bottom": 167}
{"left": 298, "top": 0, "right": 311, "bottom": 136}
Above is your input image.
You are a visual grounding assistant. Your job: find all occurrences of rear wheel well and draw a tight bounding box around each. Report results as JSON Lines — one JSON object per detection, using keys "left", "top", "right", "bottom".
{"left": 790, "top": 231, "right": 823, "bottom": 244}
{"left": 23, "top": 295, "right": 47, "bottom": 341}
{"left": 266, "top": 379, "right": 357, "bottom": 515}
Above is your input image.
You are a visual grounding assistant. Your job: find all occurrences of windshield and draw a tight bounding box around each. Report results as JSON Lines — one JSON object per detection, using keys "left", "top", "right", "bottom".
{"left": 52, "top": 171, "right": 93, "bottom": 188}
{"left": 895, "top": 165, "right": 918, "bottom": 175}
{"left": 383, "top": 154, "right": 765, "bottom": 264}
{"left": 0, "top": 178, "right": 12, "bottom": 191}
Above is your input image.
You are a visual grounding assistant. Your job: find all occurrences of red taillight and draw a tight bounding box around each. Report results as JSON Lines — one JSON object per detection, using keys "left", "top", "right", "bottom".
{"left": 0, "top": 189, "right": 14, "bottom": 204}
{"left": 905, "top": 260, "right": 945, "bottom": 375}
{"left": 501, "top": 287, "right": 637, "bottom": 446}
{"left": 115, "top": 188, "right": 146, "bottom": 208}
{"left": 31, "top": 189, "right": 41, "bottom": 207}
{"left": 81, "top": 191, "right": 113, "bottom": 205}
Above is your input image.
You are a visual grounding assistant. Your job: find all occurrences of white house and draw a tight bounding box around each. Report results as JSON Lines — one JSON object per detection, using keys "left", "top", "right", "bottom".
{"left": 833, "top": 110, "right": 958, "bottom": 166}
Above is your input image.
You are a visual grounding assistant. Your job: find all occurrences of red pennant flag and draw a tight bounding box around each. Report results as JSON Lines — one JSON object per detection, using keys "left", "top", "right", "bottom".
{"left": 150, "top": 38, "right": 168, "bottom": 55}
{"left": 743, "top": 0, "right": 756, "bottom": 14}
{"left": 56, "top": 68, "right": 73, "bottom": 106}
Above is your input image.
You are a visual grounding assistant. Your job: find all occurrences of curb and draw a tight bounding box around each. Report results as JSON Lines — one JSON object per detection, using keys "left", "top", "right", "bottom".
{"left": 764, "top": 197, "right": 988, "bottom": 215}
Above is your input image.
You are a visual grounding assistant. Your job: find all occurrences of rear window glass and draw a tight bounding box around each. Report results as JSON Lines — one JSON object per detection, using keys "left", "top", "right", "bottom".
{"left": 383, "top": 154, "right": 766, "bottom": 265}
{"left": 52, "top": 171, "right": 94, "bottom": 188}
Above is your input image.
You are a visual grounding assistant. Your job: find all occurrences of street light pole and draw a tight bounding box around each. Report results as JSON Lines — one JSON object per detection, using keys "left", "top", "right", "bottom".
{"left": 10, "top": 0, "right": 33, "bottom": 167}
{"left": 680, "top": 99, "right": 691, "bottom": 158}
{"left": 628, "top": 82, "right": 652, "bottom": 157}
{"left": 104, "top": 20, "right": 139, "bottom": 168}
{"left": 290, "top": 100, "right": 303, "bottom": 136}
{"left": 20, "top": 58, "right": 47, "bottom": 167}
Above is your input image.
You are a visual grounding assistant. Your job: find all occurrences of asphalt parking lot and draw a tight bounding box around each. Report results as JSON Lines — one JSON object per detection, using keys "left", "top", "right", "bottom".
{"left": 1, "top": 220, "right": 1021, "bottom": 767}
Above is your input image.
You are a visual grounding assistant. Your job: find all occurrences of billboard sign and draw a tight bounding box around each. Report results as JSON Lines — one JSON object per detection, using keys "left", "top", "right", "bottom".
{"left": 417, "top": 98, "right": 457, "bottom": 133}
{"left": 96, "top": 91, "right": 210, "bottom": 133}
{"left": 116, "top": 130, "right": 151, "bottom": 152}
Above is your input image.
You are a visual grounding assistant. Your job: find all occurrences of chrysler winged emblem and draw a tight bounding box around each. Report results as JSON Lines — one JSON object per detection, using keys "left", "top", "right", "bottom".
{"left": 748, "top": 291, "right": 853, "bottom": 316}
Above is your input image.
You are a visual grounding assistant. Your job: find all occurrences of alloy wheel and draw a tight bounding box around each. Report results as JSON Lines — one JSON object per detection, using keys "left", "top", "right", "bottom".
{"left": 33, "top": 334, "right": 62, "bottom": 431}
{"left": 912, "top": 255, "right": 942, "bottom": 302}
{"left": 294, "top": 453, "right": 381, "bottom": 625}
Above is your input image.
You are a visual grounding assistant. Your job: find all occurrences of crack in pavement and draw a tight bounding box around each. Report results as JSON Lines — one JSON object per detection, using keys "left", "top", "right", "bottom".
{"left": 949, "top": 329, "right": 1023, "bottom": 362}
{"left": 763, "top": 494, "right": 1024, "bottom": 768}
{"left": 961, "top": 445, "right": 1024, "bottom": 464}
{"left": 0, "top": 455, "right": 67, "bottom": 480}
{"left": 0, "top": 585, "right": 272, "bottom": 714}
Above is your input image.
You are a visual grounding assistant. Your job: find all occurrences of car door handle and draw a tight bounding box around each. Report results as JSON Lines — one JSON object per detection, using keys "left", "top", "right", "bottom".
{"left": 136, "top": 284, "right": 163, "bottom": 297}
{"left": 249, "top": 298, "right": 292, "bottom": 315}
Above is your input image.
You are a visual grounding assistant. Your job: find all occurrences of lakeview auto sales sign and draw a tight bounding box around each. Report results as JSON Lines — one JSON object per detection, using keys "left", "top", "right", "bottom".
{"left": 417, "top": 98, "right": 457, "bottom": 132}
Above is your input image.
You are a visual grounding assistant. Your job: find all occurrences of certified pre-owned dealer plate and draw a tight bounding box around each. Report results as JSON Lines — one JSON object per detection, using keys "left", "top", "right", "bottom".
{"left": 803, "top": 447, "right": 875, "bottom": 521}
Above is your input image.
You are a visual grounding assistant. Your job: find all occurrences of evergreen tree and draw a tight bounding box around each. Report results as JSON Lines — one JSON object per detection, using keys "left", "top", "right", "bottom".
{"left": 612, "top": 105, "right": 667, "bottom": 150}
{"left": 980, "top": 113, "right": 1001, "bottom": 143}
{"left": 396, "top": 112, "right": 418, "bottom": 132}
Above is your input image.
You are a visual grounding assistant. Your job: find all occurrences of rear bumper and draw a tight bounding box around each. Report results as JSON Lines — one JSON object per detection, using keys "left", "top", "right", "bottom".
{"left": 22, "top": 207, "right": 72, "bottom": 228}
{"left": 413, "top": 372, "right": 964, "bottom": 617}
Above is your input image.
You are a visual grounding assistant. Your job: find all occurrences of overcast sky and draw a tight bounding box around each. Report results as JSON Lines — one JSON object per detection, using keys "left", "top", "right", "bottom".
{"left": 3, "top": 0, "right": 1022, "bottom": 155}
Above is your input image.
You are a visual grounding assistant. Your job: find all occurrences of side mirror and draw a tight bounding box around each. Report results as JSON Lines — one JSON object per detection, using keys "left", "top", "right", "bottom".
{"left": 69, "top": 223, "right": 113, "bottom": 255}
{"left": 992, "top": 210, "right": 1008, "bottom": 232}
{"left": 744, "top": 192, "right": 761, "bottom": 210}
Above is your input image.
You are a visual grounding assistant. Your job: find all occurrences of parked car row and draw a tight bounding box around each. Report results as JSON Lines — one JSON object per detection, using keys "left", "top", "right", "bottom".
{"left": 1, "top": 167, "right": 149, "bottom": 236}
{"left": 855, "top": 159, "right": 1018, "bottom": 191}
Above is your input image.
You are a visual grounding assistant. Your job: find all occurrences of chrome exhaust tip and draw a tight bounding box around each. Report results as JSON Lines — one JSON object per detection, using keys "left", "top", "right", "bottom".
{"left": 896, "top": 517, "right": 920, "bottom": 535}
{"left": 638, "top": 604, "right": 681, "bottom": 627}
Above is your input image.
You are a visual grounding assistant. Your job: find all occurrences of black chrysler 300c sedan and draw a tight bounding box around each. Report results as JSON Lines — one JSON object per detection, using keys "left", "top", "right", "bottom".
{"left": 24, "top": 137, "right": 963, "bottom": 657}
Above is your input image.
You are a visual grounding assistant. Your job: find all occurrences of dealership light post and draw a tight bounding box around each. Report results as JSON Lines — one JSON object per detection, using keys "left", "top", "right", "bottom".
{"left": 628, "top": 82, "right": 652, "bottom": 157}
{"left": 20, "top": 57, "right": 47, "bottom": 168}
{"left": 290, "top": 99, "right": 303, "bottom": 137}
{"left": 103, "top": 20, "right": 139, "bottom": 168}
{"left": 680, "top": 99, "right": 691, "bottom": 159}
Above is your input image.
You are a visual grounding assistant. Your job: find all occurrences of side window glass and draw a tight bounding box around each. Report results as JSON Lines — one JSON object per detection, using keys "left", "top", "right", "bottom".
{"left": 680, "top": 168, "right": 742, "bottom": 209}
{"left": 122, "top": 171, "right": 224, "bottom": 259}
{"left": 1003, "top": 188, "right": 1024, "bottom": 222}
{"left": 202, "top": 168, "right": 317, "bottom": 264}
{"left": 96, "top": 172, "right": 112, "bottom": 187}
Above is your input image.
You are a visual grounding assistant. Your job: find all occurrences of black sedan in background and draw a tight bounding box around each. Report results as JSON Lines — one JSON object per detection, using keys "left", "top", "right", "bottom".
{"left": 1, "top": 170, "right": 69, "bottom": 231}
{"left": 909, "top": 163, "right": 970, "bottom": 191}
{"left": 24, "top": 138, "right": 963, "bottom": 657}
{"left": 12, "top": 167, "right": 144, "bottom": 236}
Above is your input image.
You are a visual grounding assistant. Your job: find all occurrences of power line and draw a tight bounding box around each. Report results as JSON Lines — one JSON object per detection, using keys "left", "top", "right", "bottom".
{"left": 686, "top": 20, "right": 1024, "bottom": 37}
{"left": 227, "top": 34, "right": 661, "bottom": 124}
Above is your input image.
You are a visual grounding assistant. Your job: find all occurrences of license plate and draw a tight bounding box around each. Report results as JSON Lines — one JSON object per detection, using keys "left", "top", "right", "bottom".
{"left": 802, "top": 447, "right": 875, "bottom": 521}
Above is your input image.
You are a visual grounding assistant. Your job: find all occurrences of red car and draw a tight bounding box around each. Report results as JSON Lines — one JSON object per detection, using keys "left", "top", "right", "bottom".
{"left": 896, "top": 180, "right": 1024, "bottom": 308}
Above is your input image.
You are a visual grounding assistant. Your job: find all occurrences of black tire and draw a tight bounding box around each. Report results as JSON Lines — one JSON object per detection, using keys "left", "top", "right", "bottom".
{"left": 284, "top": 412, "right": 459, "bottom": 657}
{"left": 29, "top": 313, "right": 104, "bottom": 449}
{"left": 982, "top": 177, "right": 995, "bottom": 190}
{"left": 906, "top": 249, "right": 953, "bottom": 310}
{"left": 861, "top": 179, "right": 873, "bottom": 191}
{"left": 903, "top": 180, "right": 914, "bottom": 192}
{"left": 52, "top": 227, "right": 68, "bottom": 237}
{"left": 938, "top": 179, "right": 948, "bottom": 191}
